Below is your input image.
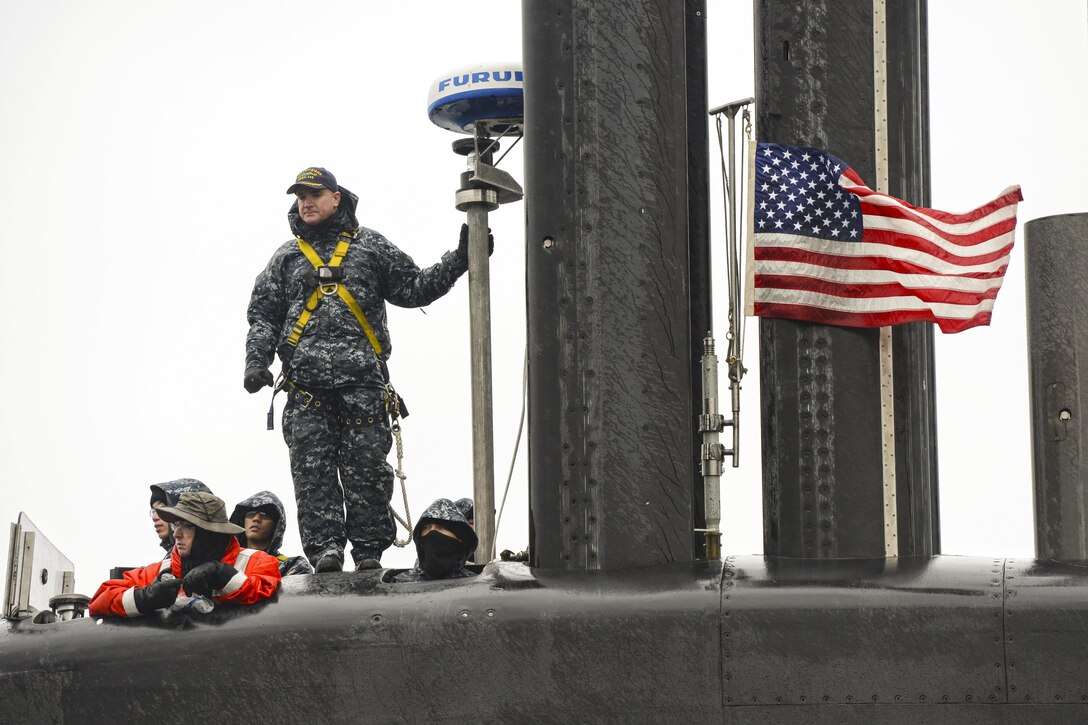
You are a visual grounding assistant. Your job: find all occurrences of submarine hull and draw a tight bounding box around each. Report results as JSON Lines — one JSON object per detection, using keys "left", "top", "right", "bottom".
{"left": 4, "top": 558, "right": 1088, "bottom": 723}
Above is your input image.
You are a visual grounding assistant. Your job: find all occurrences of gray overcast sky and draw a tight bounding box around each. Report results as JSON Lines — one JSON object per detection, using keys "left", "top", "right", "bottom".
{"left": 1, "top": 2, "right": 1086, "bottom": 596}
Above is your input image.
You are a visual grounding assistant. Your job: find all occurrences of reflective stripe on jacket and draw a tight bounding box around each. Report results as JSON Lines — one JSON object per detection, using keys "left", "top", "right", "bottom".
{"left": 88, "top": 539, "right": 281, "bottom": 618}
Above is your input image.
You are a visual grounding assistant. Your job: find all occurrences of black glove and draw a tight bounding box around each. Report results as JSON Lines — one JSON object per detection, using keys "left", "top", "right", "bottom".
{"left": 182, "top": 561, "right": 238, "bottom": 597}
{"left": 456, "top": 223, "right": 495, "bottom": 262}
{"left": 132, "top": 577, "right": 183, "bottom": 614}
{"left": 244, "top": 366, "right": 274, "bottom": 394}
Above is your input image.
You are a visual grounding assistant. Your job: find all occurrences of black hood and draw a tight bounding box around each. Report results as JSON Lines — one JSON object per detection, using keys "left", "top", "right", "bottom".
{"left": 287, "top": 185, "right": 360, "bottom": 242}
{"left": 412, "top": 498, "right": 478, "bottom": 562}
{"left": 230, "top": 490, "right": 287, "bottom": 555}
{"left": 453, "top": 497, "right": 474, "bottom": 523}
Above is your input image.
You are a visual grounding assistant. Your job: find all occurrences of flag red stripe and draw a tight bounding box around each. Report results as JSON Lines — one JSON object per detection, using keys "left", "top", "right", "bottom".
{"left": 840, "top": 167, "right": 866, "bottom": 186}
{"left": 861, "top": 204, "right": 1018, "bottom": 246}
{"left": 754, "top": 244, "right": 1011, "bottom": 278}
{"left": 858, "top": 228, "right": 1014, "bottom": 266}
{"left": 753, "top": 302, "right": 993, "bottom": 333}
{"left": 755, "top": 274, "right": 1001, "bottom": 306}
{"left": 846, "top": 183, "right": 1023, "bottom": 224}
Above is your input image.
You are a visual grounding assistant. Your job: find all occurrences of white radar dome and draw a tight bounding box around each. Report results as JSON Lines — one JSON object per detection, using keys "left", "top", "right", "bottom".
{"left": 427, "top": 63, "right": 524, "bottom": 135}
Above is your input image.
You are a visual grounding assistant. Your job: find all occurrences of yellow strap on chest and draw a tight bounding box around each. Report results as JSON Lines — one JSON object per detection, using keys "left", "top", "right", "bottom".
{"left": 285, "top": 232, "right": 383, "bottom": 356}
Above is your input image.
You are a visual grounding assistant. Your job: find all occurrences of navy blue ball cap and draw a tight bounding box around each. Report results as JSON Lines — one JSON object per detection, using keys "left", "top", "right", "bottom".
{"left": 287, "top": 166, "right": 338, "bottom": 194}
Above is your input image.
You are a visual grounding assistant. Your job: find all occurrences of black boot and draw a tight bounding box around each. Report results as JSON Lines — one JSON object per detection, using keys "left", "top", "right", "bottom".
{"left": 315, "top": 554, "right": 342, "bottom": 573}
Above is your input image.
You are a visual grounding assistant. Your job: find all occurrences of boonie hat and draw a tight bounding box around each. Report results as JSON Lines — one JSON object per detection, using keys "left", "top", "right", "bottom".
{"left": 158, "top": 491, "right": 245, "bottom": 535}
{"left": 287, "top": 166, "right": 338, "bottom": 194}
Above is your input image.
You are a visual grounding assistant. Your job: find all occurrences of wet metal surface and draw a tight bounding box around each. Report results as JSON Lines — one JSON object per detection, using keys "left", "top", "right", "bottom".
{"left": 1025, "top": 214, "right": 1088, "bottom": 560}
{"left": 6, "top": 558, "right": 1088, "bottom": 722}
{"left": 524, "top": 0, "right": 703, "bottom": 569}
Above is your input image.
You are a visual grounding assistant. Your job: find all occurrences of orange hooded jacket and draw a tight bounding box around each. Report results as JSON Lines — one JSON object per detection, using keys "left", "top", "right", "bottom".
{"left": 89, "top": 537, "right": 281, "bottom": 617}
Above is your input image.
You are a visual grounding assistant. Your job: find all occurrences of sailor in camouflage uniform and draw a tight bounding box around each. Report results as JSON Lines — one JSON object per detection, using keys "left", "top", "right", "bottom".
{"left": 229, "top": 490, "right": 314, "bottom": 576}
{"left": 245, "top": 167, "right": 482, "bottom": 573}
{"left": 393, "top": 498, "right": 479, "bottom": 582}
{"left": 453, "top": 497, "right": 474, "bottom": 528}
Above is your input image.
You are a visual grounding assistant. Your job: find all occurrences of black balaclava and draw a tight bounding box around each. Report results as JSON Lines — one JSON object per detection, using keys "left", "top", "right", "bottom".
{"left": 180, "top": 528, "right": 233, "bottom": 576}
{"left": 419, "top": 531, "right": 470, "bottom": 579}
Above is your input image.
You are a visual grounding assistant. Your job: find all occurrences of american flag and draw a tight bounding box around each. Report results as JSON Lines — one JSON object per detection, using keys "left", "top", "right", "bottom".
{"left": 744, "top": 142, "right": 1022, "bottom": 333}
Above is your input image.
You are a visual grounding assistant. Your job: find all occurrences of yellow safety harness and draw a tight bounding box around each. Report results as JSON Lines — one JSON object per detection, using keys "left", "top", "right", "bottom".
{"left": 286, "top": 229, "right": 383, "bottom": 356}
{"left": 269, "top": 228, "right": 415, "bottom": 545}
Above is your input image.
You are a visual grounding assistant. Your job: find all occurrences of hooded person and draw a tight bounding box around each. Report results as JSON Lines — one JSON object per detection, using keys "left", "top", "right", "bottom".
{"left": 149, "top": 478, "right": 212, "bottom": 554}
{"left": 393, "top": 498, "right": 478, "bottom": 582}
{"left": 452, "top": 497, "right": 474, "bottom": 528}
{"left": 229, "top": 490, "right": 314, "bottom": 576}
{"left": 89, "top": 492, "right": 281, "bottom": 618}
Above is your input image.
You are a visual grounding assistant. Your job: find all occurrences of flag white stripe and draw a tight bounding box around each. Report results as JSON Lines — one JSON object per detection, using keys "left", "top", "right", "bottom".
{"left": 859, "top": 191, "right": 1019, "bottom": 233}
{"left": 753, "top": 287, "right": 996, "bottom": 319}
{"left": 842, "top": 181, "right": 1021, "bottom": 234}
{"left": 755, "top": 233, "right": 1011, "bottom": 276}
{"left": 756, "top": 260, "right": 1006, "bottom": 293}
{"left": 862, "top": 213, "right": 1014, "bottom": 256}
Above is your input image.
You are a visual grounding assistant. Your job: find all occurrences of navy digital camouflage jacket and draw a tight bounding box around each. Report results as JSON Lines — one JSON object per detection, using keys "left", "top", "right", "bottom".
{"left": 230, "top": 490, "right": 313, "bottom": 577}
{"left": 393, "top": 498, "right": 479, "bottom": 582}
{"left": 245, "top": 186, "right": 468, "bottom": 389}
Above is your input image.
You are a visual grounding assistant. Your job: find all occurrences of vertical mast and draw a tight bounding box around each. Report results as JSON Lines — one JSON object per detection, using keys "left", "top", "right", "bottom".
{"left": 523, "top": 0, "right": 709, "bottom": 568}
{"left": 1026, "top": 213, "right": 1088, "bottom": 560}
{"left": 755, "top": 0, "right": 938, "bottom": 558}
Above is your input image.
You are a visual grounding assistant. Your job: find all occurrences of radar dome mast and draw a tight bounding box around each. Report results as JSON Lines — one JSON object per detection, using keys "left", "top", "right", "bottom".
{"left": 427, "top": 64, "right": 524, "bottom": 563}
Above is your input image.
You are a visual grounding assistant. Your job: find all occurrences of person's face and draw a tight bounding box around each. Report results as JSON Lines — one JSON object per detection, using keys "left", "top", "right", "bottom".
{"left": 420, "top": 522, "right": 459, "bottom": 541}
{"left": 150, "top": 501, "right": 170, "bottom": 539}
{"left": 244, "top": 510, "right": 276, "bottom": 550}
{"left": 172, "top": 520, "right": 197, "bottom": 557}
{"left": 295, "top": 187, "right": 340, "bottom": 225}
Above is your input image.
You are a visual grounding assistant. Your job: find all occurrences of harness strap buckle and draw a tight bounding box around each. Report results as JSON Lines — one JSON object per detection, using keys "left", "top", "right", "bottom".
{"left": 284, "top": 381, "right": 316, "bottom": 409}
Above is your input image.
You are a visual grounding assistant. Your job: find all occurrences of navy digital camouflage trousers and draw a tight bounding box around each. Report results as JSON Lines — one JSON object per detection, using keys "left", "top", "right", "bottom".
{"left": 282, "top": 385, "right": 394, "bottom": 566}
